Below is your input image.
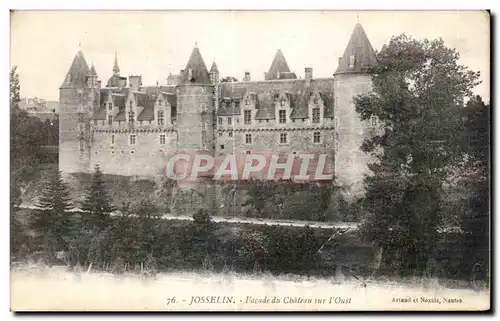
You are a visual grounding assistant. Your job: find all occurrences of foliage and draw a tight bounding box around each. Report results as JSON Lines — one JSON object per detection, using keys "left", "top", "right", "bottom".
{"left": 220, "top": 76, "right": 238, "bottom": 83}
{"left": 30, "top": 171, "right": 75, "bottom": 254}
{"left": 355, "top": 34, "right": 481, "bottom": 276}
{"left": 80, "top": 165, "right": 115, "bottom": 231}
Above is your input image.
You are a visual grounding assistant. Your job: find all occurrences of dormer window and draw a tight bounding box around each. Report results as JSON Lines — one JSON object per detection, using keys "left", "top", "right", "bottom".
{"left": 188, "top": 68, "right": 193, "bottom": 80}
{"left": 279, "top": 110, "right": 287, "bottom": 124}
{"left": 280, "top": 99, "right": 285, "bottom": 107}
{"left": 245, "top": 99, "right": 250, "bottom": 106}
{"left": 108, "top": 103, "right": 112, "bottom": 111}
{"left": 128, "top": 110, "right": 135, "bottom": 126}
{"left": 157, "top": 111, "right": 164, "bottom": 126}
{"left": 349, "top": 55, "right": 355, "bottom": 68}
{"left": 312, "top": 108, "right": 320, "bottom": 124}
{"left": 158, "top": 99, "right": 162, "bottom": 106}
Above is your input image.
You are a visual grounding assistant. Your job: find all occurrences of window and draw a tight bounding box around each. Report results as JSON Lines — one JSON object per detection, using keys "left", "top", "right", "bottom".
{"left": 111, "top": 134, "right": 115, "bottom": 145}
{"left": 246, "top": 151, "right": 251, "bottom": 155}
{"left": 229, "top": 131, "right": 233, "bottom": 138}
{"left": 159, "top": 134, "right": 166, "bottom": 145}
{"left": 312, "top": 108, "right": 320, "bottom": 123}
{"left": 228, "top": 117, "right": 232, "bottom": 126}
{"left": 79, "top": 140, "right": 84, "bottom": 151}
{"left": 279, "top": 110, "right": 287, "bottom": 124}
{"left": 246, "top": 99, "right": 250, "bottom": 106}
{"left": 129, "top": 134, "right": 136, "bottom": 145}
{"left": 157, "top": 111, "right": 164, "bottom": 126}
{"left": 280, "top": 133, "right": 288, "bottom": 144}
{"left": 201, "top": 103, "right": 207, "bottom": 112}
{"left": 128, "top": 110, "right": 135, "bottom": 126}
{"left": 218, "top": 132, "right": 223, "bottom": 137}
{"left": 78, "top": 123, "right": 84, "bottom": 132}
{"left": 349, "top": 55, "right": 355, "bottom": 68}
{"left": 280, "top": 99, "right": 285, "bottom": 107}
{"left": 335, "top": 117, "right": 340, "bottom": 128}
{"left": 158, "top": 99, "right": 162, "bottom": 106}
{"left": 335, "top": 97, "right": 339, "bottom": 108}
{"left": 108, "top": 115, "right": 113, "bottom": 125}
{"left": 370, "top": 115, "right": 379, "bottom": 127}
{"left": 220, "top": 144, "right": 225, "bottom": 150}
{"left": 313, "top": 132, "right": 321, "bottom": 144}
{"left": 218, "top": 117, "right": 222, "bottom": 125}
{"left": 245, "top": 133, "right": 252, "bottom": 144}
{"left": 108, "top": 103, "right": 112, "bottom": 111}
{"left": 244, "top": 110, "right": 252, "bottom": 125}
{"left": 202, "top": 122, "right": 206, "bottom": 131}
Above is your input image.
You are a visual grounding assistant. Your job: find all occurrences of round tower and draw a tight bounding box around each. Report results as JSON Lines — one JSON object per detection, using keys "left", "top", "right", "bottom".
{"left": 175, "top": 44, "right": 216, "bottom": 211}
{"left": 333, "top": 22, "right": 377, "bottom": 200}
{"left": 59, "top": 50, "right": 92, "bottom": 176}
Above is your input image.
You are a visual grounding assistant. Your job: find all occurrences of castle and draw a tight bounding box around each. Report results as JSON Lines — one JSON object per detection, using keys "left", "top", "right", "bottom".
{"left": 59, "top": 22, "right": 378, "bottom": 200}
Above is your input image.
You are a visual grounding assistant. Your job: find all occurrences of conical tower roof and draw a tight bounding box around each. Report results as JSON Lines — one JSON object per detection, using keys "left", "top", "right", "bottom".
{"left": 60, "top": 50, "right": 90, "bottom": 88}
{"left": 179, "top": 45, "right": 211, "bottom": 85}
{"left": 266, "top": 49, "right": 291, "bottom": 80}
{"left": 89, "top": 64, "right": 97, "bottom": 76}
{"left": 334, "top": 23, "right": 377, "bottom": 75}
{"left": 210, "top": 61, "right": 219, "bottom": 73}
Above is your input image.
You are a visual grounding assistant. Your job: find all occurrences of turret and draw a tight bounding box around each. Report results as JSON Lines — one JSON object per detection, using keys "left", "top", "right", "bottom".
{"left": 59, "top": 50, "right": 92, "bottom": 175}
{"left": 210, "top": 61, "right": 219, "bottom": 85}
{"left": 176, "top": 43, "right": 214, "bottom": 151}
{"left": 87, "top": 63, "right": 98, "bottom": 88}
{"left": 333, "top": 22, "right": 377, "bottom": 200}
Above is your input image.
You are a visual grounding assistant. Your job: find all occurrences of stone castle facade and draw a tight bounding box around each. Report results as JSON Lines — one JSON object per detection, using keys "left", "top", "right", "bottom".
{"left": 59, "top": 22, "right": 379, "bottom": 199}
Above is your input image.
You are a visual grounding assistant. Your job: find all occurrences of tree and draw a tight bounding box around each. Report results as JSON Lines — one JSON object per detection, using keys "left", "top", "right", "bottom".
{"left": 356, "top": 35, "right": 481, "bottom": 276}
{"left": 460, "top": 95, "right": 490, "bottom": 278}
{"left": 134, "top": 199, "right": 161, "bottom": 264}
{"left": 10, "top": 66, "right": 20, "bottom": 112}
{"left": 81, "top": 165, "right": 114, "bottom": 231}
{"left": 220, "top": 76, "right": 238, "bottom": 83}
{"left": 30, "top": 171, "right": 75, "bottom": 256}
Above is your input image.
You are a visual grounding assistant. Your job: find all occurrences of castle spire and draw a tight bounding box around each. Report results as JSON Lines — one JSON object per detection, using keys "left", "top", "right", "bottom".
{"left": 266, "top": 49, "right": 291, "bottom": 80}
{"left": 113, "top": 52, "right": 120, "bottom": 74}
{"left": 334, "top": 22, "right": 377, "bottom": 75}
{"left": 179, "top": 45, "right": 211, "bottom": 85}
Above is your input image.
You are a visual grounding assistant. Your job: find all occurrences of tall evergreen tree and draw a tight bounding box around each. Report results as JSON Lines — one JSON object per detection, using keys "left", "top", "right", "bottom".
{"left": 81, "top": 165, "right": 114, "bottom": 231}
{"left": 31, "top": 171, "right": 74, "bottom": 253}
{"left": 355, "top": 35, "right": 481, "bottom": 275}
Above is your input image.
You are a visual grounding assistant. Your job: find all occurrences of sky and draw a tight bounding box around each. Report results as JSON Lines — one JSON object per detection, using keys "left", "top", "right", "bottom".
{"left": 10, "top": 10, "right": 490, "bottom": 102}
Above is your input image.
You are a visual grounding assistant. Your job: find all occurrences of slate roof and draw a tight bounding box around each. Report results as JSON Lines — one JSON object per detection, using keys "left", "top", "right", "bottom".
{"left": 210, "top": 61, "right": 219, "bottom": 73}
{"left": 217, "top": 78, "right": 336, "bottom": 119}
{"left": 89, "top": 64, "right": 97, "bottom": 76}
{"left": 115, "top": 110, "right": 126, "bottom": 121}
{"left": 179, "top": 46, "right": 211, "bottom": 85}
{"left": 60, "top": 51, "right": 89, "bottom": 88}
{"left": 334, "top": 22, "right": 377, "bottom": 75}
{"left": 266, "top": 49, "right": 291, "bottom": 80}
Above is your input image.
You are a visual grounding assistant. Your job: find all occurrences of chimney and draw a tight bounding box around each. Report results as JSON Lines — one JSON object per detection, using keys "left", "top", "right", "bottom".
{"left": 129, "top": 75, "right": 142, "bottom": 91}
{"left": 180, "top": 69, "right": 185, "bottom": 78}
{"left": 305, "top": 67, "right": 312, "bottom": 87}
{"left": 97, "top": 80, "right": 102, "bottom": 89}
{"left": 244, "top": 72, "right": 251, "bottom": 82}
{"left": 118, "top": 77, "right": 127, "bottom": 89}
{"left": 264, "top": 72, "right": 268, "bottom": 80}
